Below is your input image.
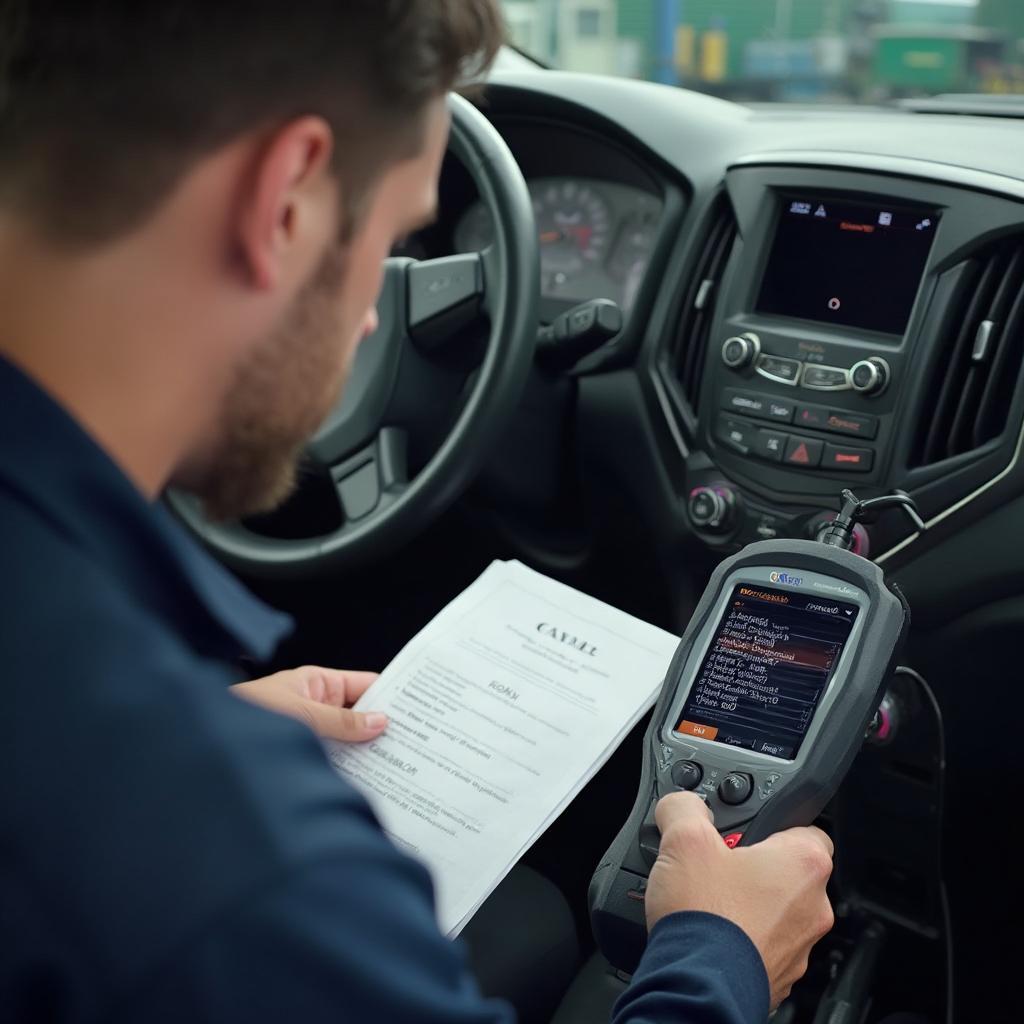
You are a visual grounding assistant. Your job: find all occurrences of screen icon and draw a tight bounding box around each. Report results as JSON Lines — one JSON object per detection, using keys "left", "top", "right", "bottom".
{"left": 815, "top": 205, "right": 827, "bottom": 218}
{"left": 916, "top": 218, "right": 933, "bottom": 231}
{"left": 878, "top": 211, "right": 893, "bottom": 226}
{"left": 790, "top": 201, "right": 812, "bottom": 215}
{"left": 827, "top": 297, "right": 842, "bottom": 311}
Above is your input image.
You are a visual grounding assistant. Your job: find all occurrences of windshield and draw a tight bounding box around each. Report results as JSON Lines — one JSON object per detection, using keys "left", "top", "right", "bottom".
{"left": 499, "top": 1, "right": 1024, "bottom": 103}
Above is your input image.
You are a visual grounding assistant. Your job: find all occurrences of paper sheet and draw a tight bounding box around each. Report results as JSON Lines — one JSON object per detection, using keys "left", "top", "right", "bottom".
{"left": 326, "top": 560, "right": 678, "bottom": 936}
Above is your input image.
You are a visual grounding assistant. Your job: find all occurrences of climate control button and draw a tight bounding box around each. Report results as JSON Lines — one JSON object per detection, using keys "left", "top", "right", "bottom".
{"left": 802, "top": 364, "right": 851, "bottom": 391}
{"left": 822, "top": 443, "right": 874, "bottom": 473}
{"left": 756, "top": 353, "right": 802, "bottom": 385}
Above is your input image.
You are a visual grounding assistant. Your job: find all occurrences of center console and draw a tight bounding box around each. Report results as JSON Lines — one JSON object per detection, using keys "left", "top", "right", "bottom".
{"left": 663, "top": 163, "right": 1024, "bottom": 563}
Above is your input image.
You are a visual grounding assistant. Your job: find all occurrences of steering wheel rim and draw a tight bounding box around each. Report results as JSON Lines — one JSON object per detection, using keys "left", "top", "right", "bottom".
{"left": 170, "top": 93, "right": 539, "bottom": 579}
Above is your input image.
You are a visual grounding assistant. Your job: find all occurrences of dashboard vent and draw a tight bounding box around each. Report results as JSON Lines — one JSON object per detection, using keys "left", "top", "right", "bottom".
{"left": 672, "top": 199, "right": 737, "bottom": 413}
{"left": 913, "top": 234, "right": 1024, "bottom": 467}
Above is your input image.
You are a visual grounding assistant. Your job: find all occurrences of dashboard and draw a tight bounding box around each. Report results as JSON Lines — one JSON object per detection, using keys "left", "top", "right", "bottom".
{"left": 463, "top": 73, "right": 1024, "bottom": 606}
{"left": 443, "top": 69, "right": 1024, "bottom": 1023}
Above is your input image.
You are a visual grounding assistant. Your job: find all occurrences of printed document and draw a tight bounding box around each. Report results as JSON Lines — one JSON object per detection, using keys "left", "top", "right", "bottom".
{"left": 326, "top": 560, "right": 678, "bottom": 936}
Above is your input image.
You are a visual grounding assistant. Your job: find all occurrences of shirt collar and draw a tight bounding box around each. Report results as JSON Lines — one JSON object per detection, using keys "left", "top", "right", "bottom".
{"left": 0, "top": 355, "right": 293, "bottom": 664}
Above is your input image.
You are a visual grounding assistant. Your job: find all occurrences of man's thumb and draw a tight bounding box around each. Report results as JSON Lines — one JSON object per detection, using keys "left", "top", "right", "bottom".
{"left": 302, "top": 700, "right": 388, "bottom": 742}
{"left": 654, "top": 790, "right": 716, "bottom": 834}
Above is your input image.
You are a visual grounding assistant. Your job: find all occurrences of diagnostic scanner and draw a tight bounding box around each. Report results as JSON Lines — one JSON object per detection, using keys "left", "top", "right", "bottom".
{"left": 589, "top": 491, "right": 915, "bottom": 973}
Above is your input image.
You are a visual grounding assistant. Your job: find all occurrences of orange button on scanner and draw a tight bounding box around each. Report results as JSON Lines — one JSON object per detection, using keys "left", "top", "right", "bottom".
{"left": 676, "top": 720, "right": 719, "bottom": 741}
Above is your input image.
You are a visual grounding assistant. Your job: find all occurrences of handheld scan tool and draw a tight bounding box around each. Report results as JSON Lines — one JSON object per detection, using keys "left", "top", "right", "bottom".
{"left": 590, "top": 490, "right": 920, "bottom": 973}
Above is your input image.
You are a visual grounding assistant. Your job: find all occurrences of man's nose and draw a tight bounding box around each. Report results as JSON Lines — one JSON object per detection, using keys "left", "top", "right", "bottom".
{"left": 361, "top": 308, "right": 380, "bottom": 340}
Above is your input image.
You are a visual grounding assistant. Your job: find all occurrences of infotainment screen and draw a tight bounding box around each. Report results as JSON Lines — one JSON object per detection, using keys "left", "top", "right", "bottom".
{"left": 756, "top": 196, "right": 939, "bottom": 335}
{"left": 675, "top": 583, "right": 859, "bottom": 760}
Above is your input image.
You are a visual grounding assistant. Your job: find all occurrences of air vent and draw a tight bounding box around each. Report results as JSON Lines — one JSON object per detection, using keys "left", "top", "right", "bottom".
{"left": 913, "top": 234, "right": 1024, "bottom": 467}
{"left": 672, "top": 198, "right": 737, "bottom": 414}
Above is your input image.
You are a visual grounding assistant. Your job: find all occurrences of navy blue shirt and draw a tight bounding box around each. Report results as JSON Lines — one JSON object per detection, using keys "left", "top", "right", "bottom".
{"left": 0, "top": 355, "right": 769, "bottom": 1023}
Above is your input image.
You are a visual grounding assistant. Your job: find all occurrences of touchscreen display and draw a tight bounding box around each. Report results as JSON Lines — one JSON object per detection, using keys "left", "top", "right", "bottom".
{"left": 675, "top": 583, "right": 859, "bottom": 760}
{"left": 756, "top": 196, "right": 939, "bottom": 335}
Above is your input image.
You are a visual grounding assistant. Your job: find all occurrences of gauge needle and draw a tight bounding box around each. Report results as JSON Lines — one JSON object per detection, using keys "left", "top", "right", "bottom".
{"left": 567, "top": 225, "right": 594, "bottom": 249}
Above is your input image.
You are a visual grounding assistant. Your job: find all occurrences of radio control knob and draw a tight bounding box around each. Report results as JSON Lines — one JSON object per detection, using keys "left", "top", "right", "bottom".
{"left": 721, "top": 332, "right": 761, "bottom": 370}
{"left": 688, "top": 486, "right": 736, "bottom": 532}
{"left": 850, "top": 357, "right": 891, "bottom": 396}
{"left": 718, "top": 772, "right": 754, "bottom": 806}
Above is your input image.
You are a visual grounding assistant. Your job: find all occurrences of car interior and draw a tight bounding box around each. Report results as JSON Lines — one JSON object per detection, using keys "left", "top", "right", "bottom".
{"left": 174, "top": 48, "right": 1024, "bottom": 1024}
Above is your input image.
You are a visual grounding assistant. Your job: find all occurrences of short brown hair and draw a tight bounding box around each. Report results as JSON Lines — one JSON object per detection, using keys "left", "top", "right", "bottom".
{"left": 0, "top": 0, "right": 504, "bottom": 245}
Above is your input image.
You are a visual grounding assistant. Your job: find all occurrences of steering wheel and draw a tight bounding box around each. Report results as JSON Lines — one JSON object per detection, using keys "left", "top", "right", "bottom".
{"left": 171, "top": 93, "right": 539, "bottom": 578}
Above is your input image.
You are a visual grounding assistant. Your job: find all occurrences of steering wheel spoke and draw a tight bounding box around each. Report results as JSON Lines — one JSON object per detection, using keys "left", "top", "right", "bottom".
{"left": 408, "top": 252, "right": 487, "bottom": 352}
{"left": 329, "top": 427, "right": 408, "bottom": 523}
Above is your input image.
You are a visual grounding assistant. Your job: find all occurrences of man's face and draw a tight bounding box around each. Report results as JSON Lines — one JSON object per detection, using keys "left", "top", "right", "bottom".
{"left": 196, "top": 100, "right": 448, "bottom": 521}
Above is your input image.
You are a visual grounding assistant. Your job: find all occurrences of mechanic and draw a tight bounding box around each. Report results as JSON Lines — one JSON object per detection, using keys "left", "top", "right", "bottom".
{"left": 0, "top": 3, "right": 835, "bottom": 1022}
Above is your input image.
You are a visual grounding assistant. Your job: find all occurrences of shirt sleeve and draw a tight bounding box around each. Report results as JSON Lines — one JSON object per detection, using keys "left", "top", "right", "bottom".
{"left": 110, "top": 851, "right": 515, "bottom": 1024}
{"left": 611, "top": 912, "right": 770, "bottom": 1024}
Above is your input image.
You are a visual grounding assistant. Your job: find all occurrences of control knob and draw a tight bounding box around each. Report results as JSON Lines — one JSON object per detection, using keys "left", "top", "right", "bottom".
{"left": 850, "top": 357, "right": 891, "bottom": 397}
{"left": 688, "top": 486, "right": 736, "bottom": 533}
{"left": 721, "top": 332, "right": 761, "bottom": 371}
{"left": 671, "top": 760, "right": 703, "bottom": 791}
{"left": 718, "top": 772, "right": 754, "bottom": 806}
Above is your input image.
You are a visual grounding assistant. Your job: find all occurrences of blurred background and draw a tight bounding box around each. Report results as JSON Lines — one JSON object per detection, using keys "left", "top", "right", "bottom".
{"left": 498, "top": 0, "right": 1024, "bottom": 102}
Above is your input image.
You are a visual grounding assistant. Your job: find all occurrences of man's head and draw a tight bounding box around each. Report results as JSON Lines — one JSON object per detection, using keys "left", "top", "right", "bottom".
{"left": 0, "top": 1, "right": 503, "bottom": 517}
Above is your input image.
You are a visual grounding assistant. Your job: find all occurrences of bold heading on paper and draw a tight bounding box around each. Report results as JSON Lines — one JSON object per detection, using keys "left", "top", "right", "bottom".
{"left": 536, "top": 622, "right": 598, "bottom": 657}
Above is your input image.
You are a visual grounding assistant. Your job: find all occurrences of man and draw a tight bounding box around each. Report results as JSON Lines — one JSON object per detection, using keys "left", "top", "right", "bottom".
{"left": 0, "top": 3, "right": 834, "bottom": 1021}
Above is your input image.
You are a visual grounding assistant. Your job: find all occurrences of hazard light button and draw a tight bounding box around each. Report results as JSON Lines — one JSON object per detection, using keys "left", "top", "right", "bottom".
{"left": 783, "top": 436, "right": 823, "bottom": 468}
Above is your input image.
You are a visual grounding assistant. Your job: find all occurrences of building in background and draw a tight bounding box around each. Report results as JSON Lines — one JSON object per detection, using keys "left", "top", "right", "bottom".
{"left": 503, "top": 0, "right": 622, "bottom": 73}
{"left": 501, "top": 1, "right": 1024, "bottom": 99}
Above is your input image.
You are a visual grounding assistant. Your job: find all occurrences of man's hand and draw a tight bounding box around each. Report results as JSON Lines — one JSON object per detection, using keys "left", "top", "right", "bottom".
{"left": 645, "top": 791, "right": 835, "bottom": 1010}
{"left": 232, "top": 666, "right": 388, "bottom": 742}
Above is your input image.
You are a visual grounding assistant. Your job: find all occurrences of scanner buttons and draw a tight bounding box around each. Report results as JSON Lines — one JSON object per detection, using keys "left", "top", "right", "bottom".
{"left": 718, "top": 772, "right": 754, "bottom": 806}
{"left": 671, "top": 760, "right": 703, "bottom": 791}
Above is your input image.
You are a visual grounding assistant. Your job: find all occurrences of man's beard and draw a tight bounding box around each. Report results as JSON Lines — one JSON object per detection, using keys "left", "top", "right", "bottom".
{"left": 194, "top": 241, "right": 350, "bottom": 522}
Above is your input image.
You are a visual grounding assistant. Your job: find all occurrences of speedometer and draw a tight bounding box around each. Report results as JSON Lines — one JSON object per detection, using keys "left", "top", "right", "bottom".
{"left": 453, "top": 177, "right": 661, "bottom": 313}
{"left": 533, "top": 180, "right": 612, "bottom": 295}
{"left": 454, "top": 177, "right": 612, "bottom": 292}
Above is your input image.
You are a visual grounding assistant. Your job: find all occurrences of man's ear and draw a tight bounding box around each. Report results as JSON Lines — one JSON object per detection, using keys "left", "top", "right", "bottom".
{"left": 237, "top": 116, "right": 336, "bottom": 291}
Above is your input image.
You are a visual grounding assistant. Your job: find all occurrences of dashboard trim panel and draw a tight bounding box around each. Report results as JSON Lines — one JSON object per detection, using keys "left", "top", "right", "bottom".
{"left": 655, "top": 155, "right": 1024, "bottom": 566}
{"left": 730, "top": 151, "right": 1024, "bottom": 204}
{"left": 875, "top": 411, "right": 1024, "bottom": 564}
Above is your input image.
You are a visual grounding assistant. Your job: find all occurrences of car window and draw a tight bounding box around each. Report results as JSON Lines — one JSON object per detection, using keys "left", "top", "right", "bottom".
{"left": 499, "top": 0, "right": 1024, "bottom": 103}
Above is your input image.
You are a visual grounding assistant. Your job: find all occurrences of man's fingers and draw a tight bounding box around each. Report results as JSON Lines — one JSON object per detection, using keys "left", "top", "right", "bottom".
{"left": 306, "top": 668, "right": 380, "bottom": 707}
{"left": 338, "top": 670, "right": 379, "bottom": 703}
{"left": 754, "top": 825, "right": 835, "bottom": 884}
{"left": 654, "top": 791, "right": 716, "bottom": 834}
{"left": 801, "top": 825, "right": 834, "bottom": 859}
{"left": 300, "top": 699, "right": 388, "bottom": 742}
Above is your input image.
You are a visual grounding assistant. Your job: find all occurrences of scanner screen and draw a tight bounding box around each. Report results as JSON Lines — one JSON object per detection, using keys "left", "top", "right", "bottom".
{"left": 675, "top": 582, "right": 859, "bottom": 760}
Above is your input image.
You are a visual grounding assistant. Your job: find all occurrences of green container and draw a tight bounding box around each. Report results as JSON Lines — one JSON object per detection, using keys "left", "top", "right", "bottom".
{"left": 874, "top": 34, "right": 964, "bottom": 90}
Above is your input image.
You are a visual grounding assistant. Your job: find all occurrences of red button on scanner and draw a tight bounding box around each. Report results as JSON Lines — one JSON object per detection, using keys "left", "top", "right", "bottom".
{"left": 723, "top": 833, "right": 744, "bottom": 849}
